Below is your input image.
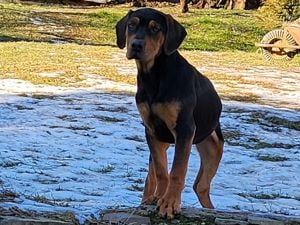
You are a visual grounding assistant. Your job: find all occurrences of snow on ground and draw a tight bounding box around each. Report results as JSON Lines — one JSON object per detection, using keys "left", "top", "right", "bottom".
{"left": 0, "top": 78, "right": 299, "bottom": 223}
{"left": 198, "top": 64, "right": 300, "bottom": 110}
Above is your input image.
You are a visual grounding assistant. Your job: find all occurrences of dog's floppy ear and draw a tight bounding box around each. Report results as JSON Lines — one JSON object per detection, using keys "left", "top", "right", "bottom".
{"left": 164, "top": 15, "right": 187, "bottom": 55}
{"left": 116, "top": 10, "right": 132, "bottom": 49}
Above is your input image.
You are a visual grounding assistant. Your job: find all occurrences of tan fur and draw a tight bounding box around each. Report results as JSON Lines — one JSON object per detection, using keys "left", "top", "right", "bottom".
{"left": 152, "top": 101, "right": 181, "bottom": 137}
{"left": 194, "top": 131, "right": 224, "bottom": 208}
{"left": 135, "top": 20, "right": 165, "bottom": 73}
{"left": 142, "top": 137, "right": 170, "bottom": 203}
{"left": 137, "top": 102, "right": 154, "bottom": 134}
{"left": 142, "top": 160, "right": 157, "bottom": 203}
{"left": 126, "top": 17, "right": 140, "bottom": 59}
{"left": 157, "top": 135, "right": 194, "bottom": 218}
{"left": 145, "top": 20, "right": 165, "bottom": 60}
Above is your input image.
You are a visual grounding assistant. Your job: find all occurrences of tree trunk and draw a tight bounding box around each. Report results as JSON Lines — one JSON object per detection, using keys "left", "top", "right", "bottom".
{"left": 233, "top": 0, "right": 246, "bottom": 9}
{"left": 194, "top": 0, "right": 220, "bottom": 8}
{"left": 180, "top": 0, "right": 189, "bottom": 12}
{"left": 193, "top": 0, "right": 261, "bottom": 9}
{"left": 224, "top": 0, "right": 245, "bottom": 9}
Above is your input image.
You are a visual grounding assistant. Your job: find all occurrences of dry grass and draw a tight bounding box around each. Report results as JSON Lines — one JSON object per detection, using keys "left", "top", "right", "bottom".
{"left": 0, "top": 42, "right": 134, "bottom": 86}
{"left": 183, "top": 51, "right": 300, "bottom": 70}
{"left": 0, "top": 2, "right": 299, "bottom": 106}
{"left": 1, "top": 41, "right": 299, "bottom": 108}
{"left": 1, "top": 40, "right": 299, "bottom": 87}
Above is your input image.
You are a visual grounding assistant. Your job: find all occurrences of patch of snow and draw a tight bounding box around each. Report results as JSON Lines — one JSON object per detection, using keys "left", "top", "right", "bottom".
{"left": 0, "top": 79, "right": 299, "bottom": 224}
{"left": 110, "top": 50, "right": 137, "bottom": 75}
{"left": 197, "top": 65, "right": 300, "bottom": 110}
{"left": 51, "top": 39, "right": 68, "bottom": 44}
{"left": 0, "top": 78, "right": 135, "bottom": 96}
{"left": 81, "top": 74, "right": 135, "bottom": 94}
{"left": 29, "top": 17, "right": 66, "bottom": 38}
{"left": 30, "top": 17, "right": 45, "bottom": 26}
{"left": 38, "top": 71, "right": 65, "bottom": 78}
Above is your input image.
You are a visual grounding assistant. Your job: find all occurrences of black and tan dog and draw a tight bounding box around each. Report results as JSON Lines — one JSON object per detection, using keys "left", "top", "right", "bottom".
{"left": 116, "top": 8, "right": 224, "bottom": 219}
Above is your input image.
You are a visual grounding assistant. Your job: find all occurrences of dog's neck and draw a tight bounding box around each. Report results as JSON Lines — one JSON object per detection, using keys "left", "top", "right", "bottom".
{"left": 135, "top": 60, "right": 155, "bottom": 74}
{"left": 135, "top": 51, "right": 175, "bottom": 75}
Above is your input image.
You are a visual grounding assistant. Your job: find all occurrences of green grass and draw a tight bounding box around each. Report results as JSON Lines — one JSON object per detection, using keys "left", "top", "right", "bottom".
{"left": 0, "top": 3, "right": 278, "bottom": 51}
{"left": 178, "top": 9, "right": 275, "bottom": 51}
{"left": 0, "top": 3, "right": 127, "bottom": 46}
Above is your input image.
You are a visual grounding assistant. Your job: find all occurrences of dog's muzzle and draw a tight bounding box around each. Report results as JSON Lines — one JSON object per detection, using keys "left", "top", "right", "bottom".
{"left": 127, "top": 39, "right": 145, "bottom": 59}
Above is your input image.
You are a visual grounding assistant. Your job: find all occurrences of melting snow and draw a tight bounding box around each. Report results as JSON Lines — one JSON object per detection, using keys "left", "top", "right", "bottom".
{"left": 0, "top": 78, "right": 299, "bottom": 223}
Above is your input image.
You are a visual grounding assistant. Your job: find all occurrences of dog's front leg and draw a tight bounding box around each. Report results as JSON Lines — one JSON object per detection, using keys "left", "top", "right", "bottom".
{"left": 142, "top": 155, "right": 157, "bottom": 204}
{"left": 143, "top": 132, "right": 170, "bottom": 204}
{"left": 157, "top": 123, "right": 195, "bottom": 219}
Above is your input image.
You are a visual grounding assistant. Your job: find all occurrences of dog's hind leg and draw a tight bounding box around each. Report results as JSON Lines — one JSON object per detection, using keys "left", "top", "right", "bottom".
{"left": 193, "top": 130, "right": 223, "bottom": 208}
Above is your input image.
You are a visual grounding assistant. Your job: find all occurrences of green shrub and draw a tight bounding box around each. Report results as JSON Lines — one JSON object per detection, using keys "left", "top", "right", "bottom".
{"left": 259, "top": 0, "right": 300, "bottom": 22}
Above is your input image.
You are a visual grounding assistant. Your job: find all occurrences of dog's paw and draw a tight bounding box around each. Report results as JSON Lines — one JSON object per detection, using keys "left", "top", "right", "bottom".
{"left": 156, "top": 193, "right": 181, "bottom": 219}
{"left": 141, "top": 195, "right": 158, "bottom": 205}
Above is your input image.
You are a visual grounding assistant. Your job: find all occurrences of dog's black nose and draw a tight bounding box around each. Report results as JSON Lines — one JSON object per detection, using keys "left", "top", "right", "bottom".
{"left": 131, "top": 39, "right": 144, "bottom": 52}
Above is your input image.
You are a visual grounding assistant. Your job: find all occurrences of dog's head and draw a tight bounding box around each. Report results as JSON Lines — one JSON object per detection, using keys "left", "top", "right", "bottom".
{"left": 116, "top": 8, "right": 186, "bottom": 62}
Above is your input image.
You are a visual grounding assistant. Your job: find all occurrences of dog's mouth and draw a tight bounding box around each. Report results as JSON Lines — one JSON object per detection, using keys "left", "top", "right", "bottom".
{"left": 126, "top": 48, "right": 144, "bottom": 60}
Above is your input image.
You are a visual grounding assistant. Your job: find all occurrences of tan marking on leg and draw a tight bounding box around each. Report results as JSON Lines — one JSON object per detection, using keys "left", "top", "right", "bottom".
{"left": 144, "top": 135, "right": 170, "bottom": 204}
{"left": 157, "top": 135, "right": 194, "bottom": 218}
{"left": 151, "top": 140, "right": 169, "bottom": 200}
{"left": 194, "top": 131, "right": 223, "bottom": 209}
{"left": 142, "top": 159, "right": 156, "bottom": 204}
{"left": 152, "top": 101, "right": 181, "bottom": 136}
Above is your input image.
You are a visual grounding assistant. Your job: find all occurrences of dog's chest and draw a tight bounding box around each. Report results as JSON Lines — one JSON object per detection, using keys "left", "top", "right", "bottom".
{"left": 136, "top": 101, "right": 179, "bottom": 142}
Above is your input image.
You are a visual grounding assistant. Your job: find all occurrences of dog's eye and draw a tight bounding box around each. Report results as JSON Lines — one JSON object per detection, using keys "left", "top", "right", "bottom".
{"left": 128, "top": 23, "right": 137, "bottom": 31}
{"left": 150, "top": 25, "right": 160, "bottom": 34}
